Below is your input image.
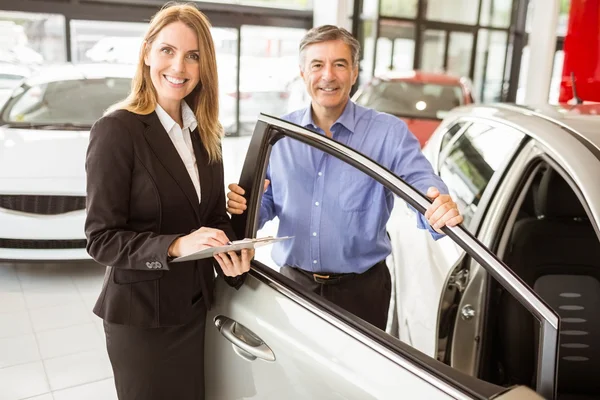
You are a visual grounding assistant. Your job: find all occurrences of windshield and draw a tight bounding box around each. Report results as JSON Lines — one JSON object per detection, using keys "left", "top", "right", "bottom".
{"left": 355, "top": 80, "right": 464, "bottom": 120}
{"left": 0, "top": 77, "right": 131, "bottom": 127}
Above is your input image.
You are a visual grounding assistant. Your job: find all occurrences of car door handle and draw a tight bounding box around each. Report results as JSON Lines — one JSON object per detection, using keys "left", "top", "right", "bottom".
{"left": 214, "top": 315, "right": 276, "bottom": 362}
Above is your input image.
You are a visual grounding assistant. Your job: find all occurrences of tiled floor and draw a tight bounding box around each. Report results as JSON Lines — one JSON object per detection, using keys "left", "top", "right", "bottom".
{"left": 0, "top": 137, "right": 253, "bottom": 400}
{"left": 0, "top": 262, "right": 116, "bottom": 400}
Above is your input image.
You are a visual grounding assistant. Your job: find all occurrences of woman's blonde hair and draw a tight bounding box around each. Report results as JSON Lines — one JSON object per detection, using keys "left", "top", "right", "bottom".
{"left": 108, "top": 2, "right": 223, "bottom": 162}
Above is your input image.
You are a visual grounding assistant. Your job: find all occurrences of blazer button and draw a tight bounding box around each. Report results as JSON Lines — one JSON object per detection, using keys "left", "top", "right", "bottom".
{"left": 146, "top": 261, "right": 162, "bottom": 269}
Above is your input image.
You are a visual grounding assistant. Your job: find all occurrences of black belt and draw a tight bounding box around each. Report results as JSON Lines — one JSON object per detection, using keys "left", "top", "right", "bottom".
{"left": 295, "top": 260, "right": 385, "bottom": 285}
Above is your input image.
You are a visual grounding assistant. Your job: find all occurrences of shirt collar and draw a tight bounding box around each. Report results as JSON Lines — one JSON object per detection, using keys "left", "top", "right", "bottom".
{"left": 154, "top": 101, "right": 198, "bottom": 133}
{"left": 299, "top": 100, "right": 356, "bottom": 134}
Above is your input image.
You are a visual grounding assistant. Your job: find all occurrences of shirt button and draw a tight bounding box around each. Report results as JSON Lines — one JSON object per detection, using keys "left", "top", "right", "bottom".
{"left": 312, "top": 232, "right": 317, "bottom": 236}
{"left": 315, "top": 202, "right": 319, "bottom": 206}
{"left": 313, "top": 260, "right": 318, "bottom": 264}
{"left": 318, "top": 172, "right": 323, "bottom": 177}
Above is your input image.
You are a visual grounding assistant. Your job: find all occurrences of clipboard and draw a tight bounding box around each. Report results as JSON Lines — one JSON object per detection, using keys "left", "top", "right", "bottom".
{"left": 171, "top": 236, "right": 293, "bottom": 263}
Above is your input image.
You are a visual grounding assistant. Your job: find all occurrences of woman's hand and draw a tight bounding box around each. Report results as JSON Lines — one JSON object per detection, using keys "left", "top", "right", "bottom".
{"left": 168, "top": 227, "right": 229, "bottom": 258}
{"left": 214, "top": 249, "right": 253, "bottom": 277}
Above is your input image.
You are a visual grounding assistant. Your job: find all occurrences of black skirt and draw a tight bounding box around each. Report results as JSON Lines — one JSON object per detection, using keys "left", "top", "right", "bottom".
{"left": 103, "top": 300, "right": 207, "bottom": 400}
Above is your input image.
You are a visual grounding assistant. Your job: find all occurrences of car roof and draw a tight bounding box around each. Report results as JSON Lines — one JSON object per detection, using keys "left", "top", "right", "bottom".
{"left": 444, "top": 102, "right": 600, "bottom": 157}
{"left": 0, "top": 62, "right": 31, "bottom": 77}
{"left": 375, "top": 70, "right": 463, "bottom": 85}
{"left": 438, "top": 102, "right": 600, "bottom": 229}
{"left": 23, "top": 63, "right": 135, "bottom": 86}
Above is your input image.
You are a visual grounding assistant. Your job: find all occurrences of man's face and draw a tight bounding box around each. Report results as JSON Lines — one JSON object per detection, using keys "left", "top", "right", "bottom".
{"left": 300, "top": 40, "right": 358, "bottom": 115}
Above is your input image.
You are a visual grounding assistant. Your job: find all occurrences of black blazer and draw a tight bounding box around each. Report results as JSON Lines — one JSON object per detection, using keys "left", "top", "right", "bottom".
{"left": 85, "top": 109, "right": 241, "bottom": 328}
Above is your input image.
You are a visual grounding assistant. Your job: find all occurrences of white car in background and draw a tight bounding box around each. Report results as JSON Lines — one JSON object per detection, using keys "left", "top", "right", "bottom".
{"left": 0, "top": 63, "right": 133, "bottom": 261}
{"left": 0, "top": 62, "right": 31, "bottom": 108}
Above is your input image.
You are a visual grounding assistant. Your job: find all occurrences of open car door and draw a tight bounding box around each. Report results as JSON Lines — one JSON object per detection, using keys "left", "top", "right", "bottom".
{"left": 205, "top": 114, "right": 558, "bottom": 399}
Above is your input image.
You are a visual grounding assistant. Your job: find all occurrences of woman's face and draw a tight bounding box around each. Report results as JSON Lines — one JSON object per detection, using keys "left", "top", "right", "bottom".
{"left": 144, "top": 21, "right": 201, "bottom": 112}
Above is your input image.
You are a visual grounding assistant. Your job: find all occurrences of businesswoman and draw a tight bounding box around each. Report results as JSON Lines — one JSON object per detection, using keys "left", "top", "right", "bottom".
{"left": 85, "top": 3, "right": 250, "bottom": 399}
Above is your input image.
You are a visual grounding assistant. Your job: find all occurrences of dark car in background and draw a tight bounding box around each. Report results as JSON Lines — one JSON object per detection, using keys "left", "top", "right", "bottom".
{"left": 352, "top": 71, "right": 473, "bottom": 147}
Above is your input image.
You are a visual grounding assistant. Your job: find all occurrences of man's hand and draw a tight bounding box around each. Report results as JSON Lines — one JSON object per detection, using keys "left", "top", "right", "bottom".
{"left": 226, "top": 180, "right": 270, "bottom": 215}
{"left": 424, "top": 187, "right": 463, "bottom": 234}
{"left": 168, "top": 227, "right": 229, "bottom": 258}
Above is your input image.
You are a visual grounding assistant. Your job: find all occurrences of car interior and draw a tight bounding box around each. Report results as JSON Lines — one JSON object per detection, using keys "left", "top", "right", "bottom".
{"left": 479, "top": 163, "right": 600, "bottom": 400}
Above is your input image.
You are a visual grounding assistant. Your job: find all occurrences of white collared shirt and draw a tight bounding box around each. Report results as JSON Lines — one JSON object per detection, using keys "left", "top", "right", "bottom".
{"left": 154, "top": 102, "right": 201, "bottom": 203}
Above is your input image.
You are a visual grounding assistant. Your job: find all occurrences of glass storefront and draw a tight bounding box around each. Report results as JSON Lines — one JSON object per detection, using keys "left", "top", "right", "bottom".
{"left": 0, "top": 3, "right": 310, "bottom": 135}
{"left": 375, "top": 20, "right": 415, "bottom": 74}
{"left": 380, "top": 0, "right": 418, "bottom": 18}
{"left": 70, "top": 20, "right": 146, "bottom": 64}
{"left": 0, "top": 11, "right": 66, "bottom": 106}
{"left": 425, "top": 0, "right": 479, "bottom": 25}
{"left": 479, "top": 0, "right": 514, "bottom": 28}
{"left": 0, "top": 11, "right": 66, "bottom": 65}
{"left": 193, "top": 0, "right": 312, "bottom": 9}
{"left": 237, "top": 25, "right": 305, "bottom": 135}
{"left": 361, "top": 0, "right": 518, "bottom": 103}
{"left": 474, "top": 29, "right": 508, "bottom": 102}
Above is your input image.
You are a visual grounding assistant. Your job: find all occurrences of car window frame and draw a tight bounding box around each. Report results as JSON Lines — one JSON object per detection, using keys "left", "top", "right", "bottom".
{"left": 231, "top": 114, "right": 560, "bottom": 400}
{"left": 436, "top": 117, "right": 528, "bottom": 235}
{"left": 438, "top": 121, "right": 470, "bottom": 159}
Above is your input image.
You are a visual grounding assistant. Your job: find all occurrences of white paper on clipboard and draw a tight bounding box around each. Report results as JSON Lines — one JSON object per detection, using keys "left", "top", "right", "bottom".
{"left": 171, "top": 236, "right": 293, "bottom": 263}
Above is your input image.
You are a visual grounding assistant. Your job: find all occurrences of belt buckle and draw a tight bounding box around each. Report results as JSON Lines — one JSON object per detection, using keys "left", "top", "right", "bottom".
{"left": 312, "top": 273, "right": 330, "bottom": 283}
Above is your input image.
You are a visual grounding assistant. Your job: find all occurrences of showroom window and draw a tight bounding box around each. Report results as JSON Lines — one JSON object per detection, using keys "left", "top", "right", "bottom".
{"left": 379, "top": 0, "right": 418, "bottom": 18}
{"left": 0, "top": 11, "right": 66, "bottom": 64}
{"left": 375, "top": 20, "right": 415, "bottom": 73}
{"left": 69, "top": 20, "right": 146, "bottom": 64}
{"left": 473, "top": 29, "right": 509, "bottom": 103}
{"left": 213, "top": 27, "right": 240, "bottom": 135}
{"left": 193, "top": 0, "right": 312, "bottom": 9}
{"left": 425, "top": 0, "right": 480, "bottom": 25}
{"left": 237, "top": 25, "right": 306, "bottom": 135}
{"left": 356, "top": 0, "right": 522, "bottom": 102}
{"left": 479, "top": 0, "right": 513, "bottom": 28}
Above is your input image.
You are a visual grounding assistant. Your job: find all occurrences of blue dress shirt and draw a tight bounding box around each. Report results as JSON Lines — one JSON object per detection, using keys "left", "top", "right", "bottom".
{"left": 258, "top": 100, "right": 449, "bottom": 274}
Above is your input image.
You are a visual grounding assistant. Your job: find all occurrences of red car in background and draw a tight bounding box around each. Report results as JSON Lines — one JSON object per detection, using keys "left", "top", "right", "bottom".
{"left": 352, "top": 71, "right": 474, "bottom": 147}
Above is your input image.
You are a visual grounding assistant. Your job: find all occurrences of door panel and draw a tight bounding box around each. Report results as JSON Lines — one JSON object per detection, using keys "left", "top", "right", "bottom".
{"left": 205, "top": 271, "right": 456, "bottom": 399}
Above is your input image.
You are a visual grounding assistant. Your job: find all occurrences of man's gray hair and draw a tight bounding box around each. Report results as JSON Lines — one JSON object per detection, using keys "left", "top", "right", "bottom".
{"left": 299, "top": 25, "right": 360, "bottom": 69}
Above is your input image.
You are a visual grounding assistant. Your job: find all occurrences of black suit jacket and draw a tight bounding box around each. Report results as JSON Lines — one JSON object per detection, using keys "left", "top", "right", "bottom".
{"left": 85, "top": 109, "right": 241, "bottom": 328}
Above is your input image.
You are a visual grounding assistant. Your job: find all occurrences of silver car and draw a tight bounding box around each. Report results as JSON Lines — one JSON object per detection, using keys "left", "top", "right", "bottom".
{"left": 388, "top": 103, "right": 600, "bottom": 400}
{"left": 203, "top": 111, "right": 561, "bottom": 399}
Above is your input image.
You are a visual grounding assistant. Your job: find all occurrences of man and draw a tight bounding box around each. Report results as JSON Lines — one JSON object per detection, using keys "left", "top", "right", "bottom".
{"left": 227, "top": 25, "right": 462, "bottom": 330}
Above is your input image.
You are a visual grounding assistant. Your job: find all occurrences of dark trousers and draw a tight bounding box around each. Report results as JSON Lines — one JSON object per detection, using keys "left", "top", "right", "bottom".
{"left": 281, "top": 260, "right": 391, "bottom": 330}
{"left": 103, "top": 299, "right": 207, "bottom": 400}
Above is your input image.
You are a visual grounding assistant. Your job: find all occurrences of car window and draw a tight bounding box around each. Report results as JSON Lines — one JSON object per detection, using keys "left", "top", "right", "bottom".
{"left": 254, "top": 136, "right": 386, "bottom": 278}
{"left": 1, "top": 78, "right": 131, "bottom": 126}
{"left": 355, "top": 80, "right": 464, "bottom": 120}
{"left": 438, "top": 123, "right": 523, "bottom": 230}
{"left": 252, "top": 132, "right": 467, "bottom": 361}
{"left": 0, "top": 73, "right": 25, "bottom": 82}
{"left": 439, "top": 121, "right": 466, "bottom": 153}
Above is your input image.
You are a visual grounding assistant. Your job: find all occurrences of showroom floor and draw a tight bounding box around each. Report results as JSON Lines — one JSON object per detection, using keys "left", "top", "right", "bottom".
{"left": 0, "top": 136, "right": 252, "bottom": 400}
{"left": 0, "top": 261, "right": 116, "bottom": 400}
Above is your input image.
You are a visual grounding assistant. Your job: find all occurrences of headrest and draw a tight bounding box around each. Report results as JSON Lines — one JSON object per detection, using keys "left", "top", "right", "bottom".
{"left": 534, "top": 168, "right": 586, "bottom": 219}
